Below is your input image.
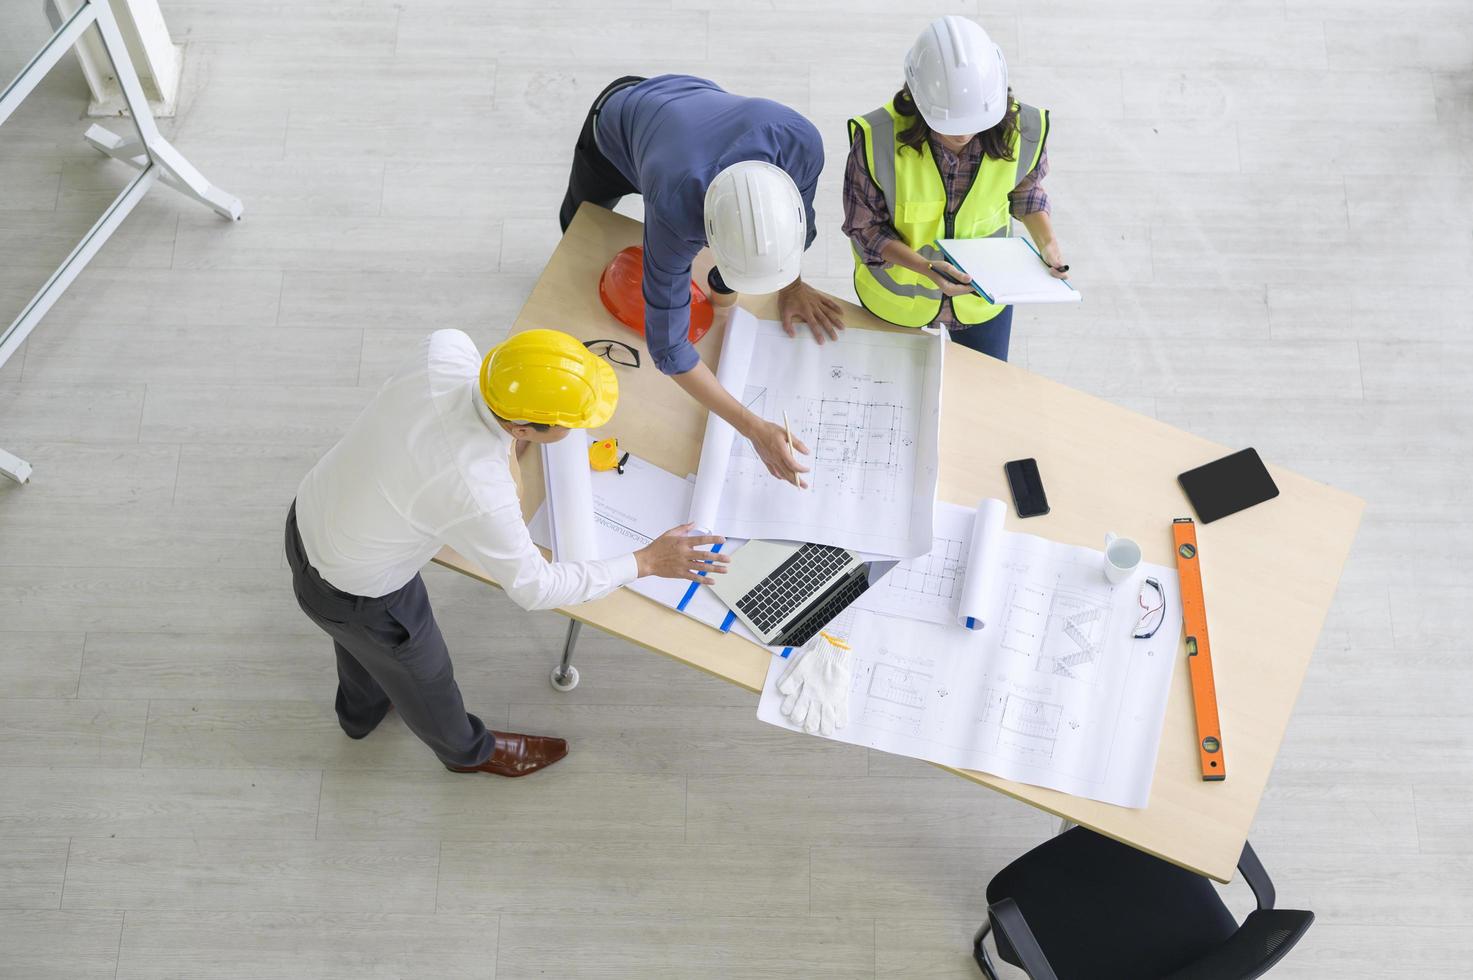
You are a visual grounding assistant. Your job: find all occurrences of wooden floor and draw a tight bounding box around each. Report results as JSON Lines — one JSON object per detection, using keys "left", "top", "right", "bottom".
{"left": 2, "top": 2, "right": 1470, "bottom": 977}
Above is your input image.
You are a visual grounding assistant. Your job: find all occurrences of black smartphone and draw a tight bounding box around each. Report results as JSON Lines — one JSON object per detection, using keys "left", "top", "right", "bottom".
{"left": 1177, "top": 448, "right": 1279, "bottom": 523}
{"left": 1004, "top": 458, "right": 1049, "bottom": 518}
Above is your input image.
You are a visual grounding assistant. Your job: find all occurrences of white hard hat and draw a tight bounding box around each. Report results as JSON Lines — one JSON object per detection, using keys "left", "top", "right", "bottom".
{"left": 904, "top": 16, "right": 1009, "bottom": 136}
{"left": 703, "top": 161, "right": 806, "bottom": 296}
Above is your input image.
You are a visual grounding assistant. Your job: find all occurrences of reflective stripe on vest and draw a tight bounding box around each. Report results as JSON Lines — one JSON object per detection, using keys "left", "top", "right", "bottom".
{"left": 849, "top": 100, "right": 1048, "bottom": 328}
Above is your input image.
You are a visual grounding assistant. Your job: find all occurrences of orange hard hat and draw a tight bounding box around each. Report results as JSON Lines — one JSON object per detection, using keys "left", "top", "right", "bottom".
{"left": 598, "top": 245, "right": 714, "bottom": 345}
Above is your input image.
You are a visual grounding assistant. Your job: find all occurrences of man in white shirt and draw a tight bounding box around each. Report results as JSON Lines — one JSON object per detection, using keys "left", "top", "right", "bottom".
{"left": 286, "top": 328, "right": 728, "bottom": 776}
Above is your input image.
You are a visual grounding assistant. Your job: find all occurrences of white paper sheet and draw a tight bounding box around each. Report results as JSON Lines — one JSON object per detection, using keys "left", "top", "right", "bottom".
{"left": 850, "top": 498, "right": 1008, "bottom": 630}
{"left": 937, "top": 237, "right": 1082, "bottom": 305}
{"left": 690, "top": 309, "right": 943, "bottom": 559}
{"left": 540, "top": 431, "right": 597, "bottom": 562}
{"left": 528, "top": 452, "right": 773, "bottom": 651}
{"left": 761, "top": 501, "right": 1184, "bottom": 808}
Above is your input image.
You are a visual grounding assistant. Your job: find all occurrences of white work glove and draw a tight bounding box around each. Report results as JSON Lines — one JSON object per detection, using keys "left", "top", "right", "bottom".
{"left": 777, "top": 632, "right": 853, "bottom": 736}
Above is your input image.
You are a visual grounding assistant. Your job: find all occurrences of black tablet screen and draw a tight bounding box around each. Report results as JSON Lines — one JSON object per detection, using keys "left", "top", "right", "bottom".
{"left": 1178, "top": 448, "right": 1279, "bottom": 523}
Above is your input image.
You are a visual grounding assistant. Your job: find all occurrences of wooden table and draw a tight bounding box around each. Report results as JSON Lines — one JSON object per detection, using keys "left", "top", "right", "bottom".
{"left": 434, "top": 205, "right": 1363, "bottom": 883}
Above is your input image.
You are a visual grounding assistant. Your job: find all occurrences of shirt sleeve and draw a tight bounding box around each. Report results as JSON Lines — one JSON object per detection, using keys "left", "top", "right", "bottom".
{"left": 791, "top": 123, "right": 823, "bottom": 252}
{"left": 640, "top": 219, "right": 703, "bottom": 376}
{"left": 441, "top": 502, "right": 639, "bottom": 611}
{"left": 1009, "top": 147, "right": 1051, "bottom": 218}
{"left": 842, "top": 128, "right": 902, "bottom": 268}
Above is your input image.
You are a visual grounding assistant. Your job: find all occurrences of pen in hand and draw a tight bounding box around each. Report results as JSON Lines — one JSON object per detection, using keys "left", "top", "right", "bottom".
{"left": 928, "top": 262, "right": 966, "bottom": 286}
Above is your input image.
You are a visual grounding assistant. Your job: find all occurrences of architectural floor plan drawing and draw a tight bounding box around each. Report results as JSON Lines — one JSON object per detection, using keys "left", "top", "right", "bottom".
{"left": 689, "top": 309, "right": 942, "bottom": 558}
{"left": 853, "top": 503, "right": 974, "bottom": 625}
{"left": 999, "top": 582, "right": 1113, "bottom": 686}
{"left": 994, "top": 692, "right": 1065, "bottom": 760}
{"left": 797, "top": 371, "right": 906, "bottom": 502}
{"left": 760, "top": 498, "right": 1187, "bottom": 808}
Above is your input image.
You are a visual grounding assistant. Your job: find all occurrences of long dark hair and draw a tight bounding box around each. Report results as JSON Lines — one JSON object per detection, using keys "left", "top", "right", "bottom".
{"left": 894, "top": 85, "right": 1018, "bottom": 161}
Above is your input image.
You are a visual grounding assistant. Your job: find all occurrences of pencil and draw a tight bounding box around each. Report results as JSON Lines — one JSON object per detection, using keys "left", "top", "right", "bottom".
{"left": 782, "top": 411, "right": 801, "bottom": 488}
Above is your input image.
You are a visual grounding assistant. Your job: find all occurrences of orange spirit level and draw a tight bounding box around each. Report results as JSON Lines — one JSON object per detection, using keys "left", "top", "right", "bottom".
{"left": 1172, "top": 518, "right": 1226, "bottom": 781}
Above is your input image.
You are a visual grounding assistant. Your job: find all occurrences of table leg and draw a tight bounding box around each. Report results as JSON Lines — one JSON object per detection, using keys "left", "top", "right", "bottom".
{"left": 550, "top": 619, "right": 582, "bottom": 692}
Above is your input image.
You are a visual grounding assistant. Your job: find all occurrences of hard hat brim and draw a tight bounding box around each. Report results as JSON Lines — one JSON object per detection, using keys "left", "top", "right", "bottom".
{"left": 711, "top": 264, "right": 801, "bottom": 297}
{"left": 582, "top": 355, "right": 618, "bottom": 429}
{"left": 921, "top": 101, "right": 1007, "bottom": 137}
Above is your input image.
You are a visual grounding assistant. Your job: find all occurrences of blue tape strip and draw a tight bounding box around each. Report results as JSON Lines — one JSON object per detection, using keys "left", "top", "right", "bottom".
{"left": 676, "top": 541, "right": 723, "bottom": 612}
{"left": 780, "top": 646, "right": 794, "bottom": 659}
{"left": 719, "top": 611, "right": 736, "bottom": 633}
{"left": 1019, "top": 236, "right": 1077, "bottom": 293}
{"left": 966, "top": 616, "right": 977, "bottom": 630}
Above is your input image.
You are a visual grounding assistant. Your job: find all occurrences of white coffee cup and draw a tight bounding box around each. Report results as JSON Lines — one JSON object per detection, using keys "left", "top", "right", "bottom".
{"left": 1103, "top": 532, "right": 1142, "bottom": 584}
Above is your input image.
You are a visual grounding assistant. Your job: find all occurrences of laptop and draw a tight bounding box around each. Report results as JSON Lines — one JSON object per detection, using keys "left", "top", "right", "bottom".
{"left": 711, "top": 539, "right": 889, "bottom": 648}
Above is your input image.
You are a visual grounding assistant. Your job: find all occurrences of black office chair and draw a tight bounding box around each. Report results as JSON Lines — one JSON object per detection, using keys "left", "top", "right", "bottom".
{"left": 973, "top": 827, "right": 1314, "bottom": 980}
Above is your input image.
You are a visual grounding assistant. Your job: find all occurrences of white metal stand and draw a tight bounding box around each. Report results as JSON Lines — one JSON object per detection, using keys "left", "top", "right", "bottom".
{"left": 0, "top": 0, "right": 241, "bottom": 485}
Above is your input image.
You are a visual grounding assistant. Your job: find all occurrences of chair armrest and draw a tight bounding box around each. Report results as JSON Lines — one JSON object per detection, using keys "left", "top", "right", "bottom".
{"left": 989, "top": 898, "right": 1061, "bottom": 980}
{"left": 1237, "top": 840, "right": 1275, "bottom": 910}
{"left": 1163, "top": 909, "right": 1315, "bottom": 980}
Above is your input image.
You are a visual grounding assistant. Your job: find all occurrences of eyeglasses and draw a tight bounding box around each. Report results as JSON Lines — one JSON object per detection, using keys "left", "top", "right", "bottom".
{"left": 584, "top": 338, "right": 640, "bottom": 369}
{"left": 1134, "top": 577, "right": 1166, "bottom": 640}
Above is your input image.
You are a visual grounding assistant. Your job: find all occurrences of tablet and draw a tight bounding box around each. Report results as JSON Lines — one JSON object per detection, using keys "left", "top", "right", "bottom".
{"left": 1178, "top": 448, "right": 1279, "bottom": 523}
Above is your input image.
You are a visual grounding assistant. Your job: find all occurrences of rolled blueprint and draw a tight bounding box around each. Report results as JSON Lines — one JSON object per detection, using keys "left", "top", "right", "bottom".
{"left": 688, "top": 307, "right": 759, "bottom": 532}
{"left": 540, "top": 430, "right": 598, "bottom": 563}
{"left": 956, "top": 497, "right": 1008, "bottom": 629}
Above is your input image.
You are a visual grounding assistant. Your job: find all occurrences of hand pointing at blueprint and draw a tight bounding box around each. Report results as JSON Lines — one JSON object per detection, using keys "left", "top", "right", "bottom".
{"left": 690, "top": 309, "right": 944, "bottom": 559}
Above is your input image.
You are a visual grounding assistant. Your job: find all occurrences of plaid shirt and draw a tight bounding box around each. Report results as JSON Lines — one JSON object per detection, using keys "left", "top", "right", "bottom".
{"left": 842, "top": 128, "right": 1051, "bottom": 330}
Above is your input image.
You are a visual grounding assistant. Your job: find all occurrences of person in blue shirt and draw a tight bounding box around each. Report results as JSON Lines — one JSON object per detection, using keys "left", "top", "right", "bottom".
{"left": 560, "top": 74, "right": 841, "bottom": 487}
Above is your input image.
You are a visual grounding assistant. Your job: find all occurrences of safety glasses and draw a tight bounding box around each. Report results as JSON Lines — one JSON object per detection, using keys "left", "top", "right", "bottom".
{"left": 583, "top": 338, "right": 641, "bottom": 369}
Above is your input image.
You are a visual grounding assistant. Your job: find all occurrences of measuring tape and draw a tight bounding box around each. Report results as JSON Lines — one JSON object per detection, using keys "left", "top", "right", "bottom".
{"left": 1172, "top": 518, "right": 1226, "bottom": 782}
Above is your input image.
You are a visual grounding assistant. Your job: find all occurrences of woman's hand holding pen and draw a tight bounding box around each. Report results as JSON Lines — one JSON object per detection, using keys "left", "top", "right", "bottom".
{"left": 925, "top": 259, "right": 976, "bottom": 297}
{"left": 1038, "top": 238, "right": 1069, "bottom": 279}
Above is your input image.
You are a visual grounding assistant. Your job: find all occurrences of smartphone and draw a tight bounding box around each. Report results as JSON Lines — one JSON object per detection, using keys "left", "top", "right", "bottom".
{"left": 1177, "top": 448, "right": 1279, "bottom": 523}
{"left": 1004, "top": 458, "right": 1050, "bottom": 518}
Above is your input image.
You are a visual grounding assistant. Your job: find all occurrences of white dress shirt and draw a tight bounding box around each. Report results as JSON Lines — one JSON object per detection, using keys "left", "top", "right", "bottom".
{"left": 295, "top": 329, "right": 638, "bottom": 606}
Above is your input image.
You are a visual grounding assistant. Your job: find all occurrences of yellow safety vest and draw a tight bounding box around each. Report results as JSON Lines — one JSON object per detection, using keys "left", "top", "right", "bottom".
{"left": 848, "top": 99, "right": 1049, "bottom": 328}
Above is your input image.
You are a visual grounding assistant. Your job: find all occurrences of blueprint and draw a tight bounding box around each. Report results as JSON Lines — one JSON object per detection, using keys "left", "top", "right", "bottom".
{"left": 689, "top": 309, "right": 943, "bottom": 558}
{"left": 529, "top": 452, "right": 773, "bottom": 651}
{"left": 851, "top": 500, "right": 977, "bottom": 625}
{"left": 760, "top": 499, "right": 1184, "bottom": 808}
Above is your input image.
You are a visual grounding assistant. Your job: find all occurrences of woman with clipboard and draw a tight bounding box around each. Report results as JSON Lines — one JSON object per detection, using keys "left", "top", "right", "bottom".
{"left": 842, "top": 16, "right": 1070, "bottom": 361}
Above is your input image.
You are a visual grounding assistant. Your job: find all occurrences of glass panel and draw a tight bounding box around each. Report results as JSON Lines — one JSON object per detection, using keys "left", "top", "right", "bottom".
{"left": 1, "top": 10, "right": 149, "bottom": 362}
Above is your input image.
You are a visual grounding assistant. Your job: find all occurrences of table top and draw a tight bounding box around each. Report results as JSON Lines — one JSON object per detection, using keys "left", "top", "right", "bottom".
{"left": 434, "top": 204, "right": 1364, "bottom": 883}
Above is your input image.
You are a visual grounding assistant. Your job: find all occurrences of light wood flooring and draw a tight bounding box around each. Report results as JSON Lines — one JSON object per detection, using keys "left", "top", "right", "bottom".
{"left": 2, "top": 1, "right": 1471, "bottom": 977}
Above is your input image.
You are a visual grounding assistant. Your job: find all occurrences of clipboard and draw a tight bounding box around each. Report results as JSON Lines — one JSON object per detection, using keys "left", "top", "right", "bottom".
{"left": 934, "top": 237, "right": 1081, "bottom": 305}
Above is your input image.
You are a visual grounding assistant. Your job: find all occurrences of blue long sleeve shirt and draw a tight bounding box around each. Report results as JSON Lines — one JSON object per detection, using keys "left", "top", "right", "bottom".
{"left": 595, "top": 75, "right": 823, "bottom": 376}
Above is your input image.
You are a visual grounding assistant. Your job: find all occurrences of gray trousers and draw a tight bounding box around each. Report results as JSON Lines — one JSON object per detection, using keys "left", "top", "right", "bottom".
{"left": 285, "top": 503, "right": 494, "bottom": 768}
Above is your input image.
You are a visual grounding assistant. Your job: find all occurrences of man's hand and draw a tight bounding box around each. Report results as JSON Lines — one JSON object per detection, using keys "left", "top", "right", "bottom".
{"left": 744, "top": 417, "right": 811, "bottom": 488}
{"left": 634, "top": 524, "right": 730, "bottom": 583}
{"left": 1039, "top": 239, "right": 1069, "bottom": 279}
{"left": 777, "top": 279, "right": 845, "bottom": 344}
{"left": 925, "top": 259, "right": 975, "bottom": 297}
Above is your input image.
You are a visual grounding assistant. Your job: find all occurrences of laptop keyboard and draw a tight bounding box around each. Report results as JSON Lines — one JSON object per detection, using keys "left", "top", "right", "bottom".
{"left": 779, "top": 572, "right": 870, "bottom": 648}
{"left": 736, "top": 543, "right": 852, "bottom": 634}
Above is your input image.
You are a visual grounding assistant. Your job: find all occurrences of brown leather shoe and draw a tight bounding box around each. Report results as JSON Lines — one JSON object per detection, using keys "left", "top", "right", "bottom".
{"left": 445, "top": 731, "right": 568, "bottom": 777}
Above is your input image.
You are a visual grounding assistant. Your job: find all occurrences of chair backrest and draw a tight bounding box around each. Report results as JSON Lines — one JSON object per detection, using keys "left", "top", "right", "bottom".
{"left": 979, "top": 831, "right": 1315, "bottom": 980}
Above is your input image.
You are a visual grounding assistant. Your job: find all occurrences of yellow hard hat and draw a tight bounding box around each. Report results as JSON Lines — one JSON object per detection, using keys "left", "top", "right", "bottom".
{"left": 479, "top": 329, "right": 618, "bottom": 428}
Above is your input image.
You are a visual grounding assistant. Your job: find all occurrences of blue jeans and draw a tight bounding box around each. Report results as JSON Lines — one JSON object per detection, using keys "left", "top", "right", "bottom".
{"left": 949, "top": 305, "right": 1014, "bottom": 361}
